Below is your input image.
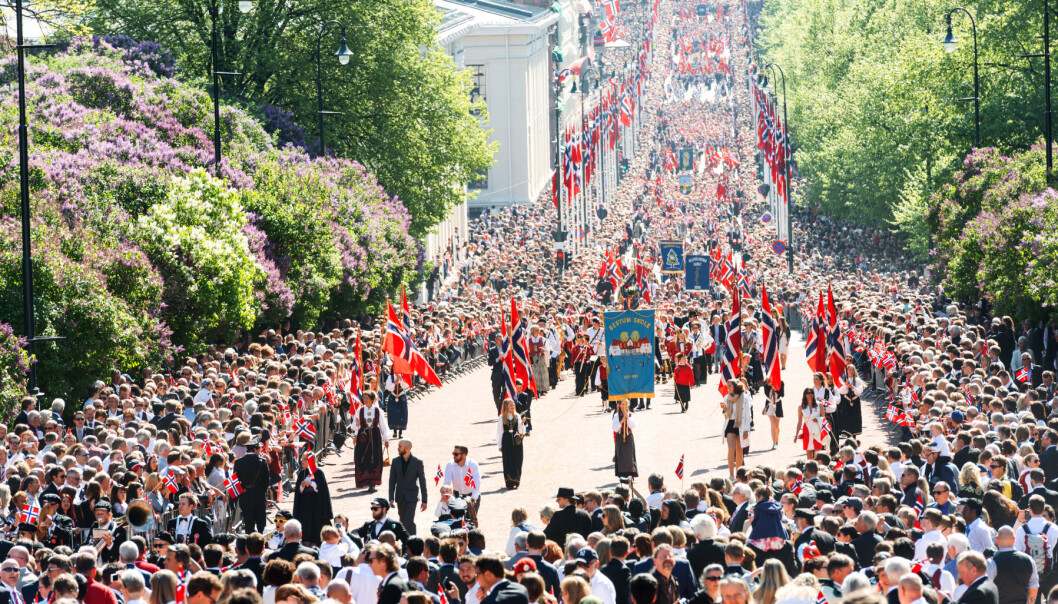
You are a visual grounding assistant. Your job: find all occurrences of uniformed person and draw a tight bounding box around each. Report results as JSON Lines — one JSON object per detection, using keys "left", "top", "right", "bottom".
{"left": 232, "top": 437, "right": 270, "bottom": 534}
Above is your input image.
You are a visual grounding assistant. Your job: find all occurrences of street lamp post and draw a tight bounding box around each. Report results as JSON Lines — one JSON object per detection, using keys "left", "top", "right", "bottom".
{"left": 940, "top": 7, "right": 981, "bottom": 148}
{"left": 765, "top": 62, "right": 794, "bottom": 273}
{"left": 1023, "top": 1, "right": 1052, "bottom": 176}
{"left": 315, "top": 20, "right": 354, "bottom": 157}
{"left": 14, "top": 0, "right": 61, "bottom": 394}
{"left": 208, "top": 0, "right": 254, "bottom": 177}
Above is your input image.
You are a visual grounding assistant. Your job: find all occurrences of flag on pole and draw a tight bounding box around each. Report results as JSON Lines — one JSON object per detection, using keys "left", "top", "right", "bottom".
{"left": 760, "top": 285, "right": 782, "bottom": 392}
{"left": 675, "top": 454, "right": 685, "bottom": 480}
{"left": 510, "top": 299, "right": 538, "bottom": 396}
{"left": 163, "top": 470, "right": 179, "bottom": 494}
{"left": 306, "top": 450, "right": 318, "bottom": 475}
{"left": 295, "top": 419, "right": 317, "bottom": 441}
{"left": 718, "top": 288, "right": 742, "bottom": 396}
{"left": 826, "top": 284, "right": 847, "bottom": 387}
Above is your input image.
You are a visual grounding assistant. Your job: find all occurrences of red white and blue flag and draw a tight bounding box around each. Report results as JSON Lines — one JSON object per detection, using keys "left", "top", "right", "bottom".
{"left": 760, "top": 285, "right": 782, "bottom": 392}
{"left": 224, "top": 474, "right": 244, "bottom": 499}
{"left": 435, "top": 464, "right": 443, "bottom": 487}
{"left": 675, "top": 454, "right": 685, "bottom": 480}
{"left": 306, "top": 450, "right": 318, "bottom": 475}
{"left": 718, "top": 288, "right": 742, "bottom": 396}
{"left": 20, "top": 503, "right": 40, "bottom": 524}
{"left": 805, "top": 292, "right": 827, "bottom": 373}
{"left": 510, "top": 299, "right": 537, "bottom": 396}
{"left": 826, "top": 284, "right": 847, "bottom": 387}
{"left": 1016, "top": 366, "right": 1030, "bottom": 383}
{"left": 163, "top": 470, "right": 179, "bottom": 494}
{"left": 383, "top": 301, "right": 443, "bottom": 388}
{"left": 499, "top": 309, "right": 518, "bottom": 401}
{"left": 295, "top": 418, "right": 317, "bottom": 441}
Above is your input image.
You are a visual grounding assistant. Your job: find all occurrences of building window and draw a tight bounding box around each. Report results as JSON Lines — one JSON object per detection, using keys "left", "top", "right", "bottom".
{"left": 468, "top": 64, "right": 486, "bottom": 109}
{"left": 469, "top": 167, "right": 488, "bottom": 190}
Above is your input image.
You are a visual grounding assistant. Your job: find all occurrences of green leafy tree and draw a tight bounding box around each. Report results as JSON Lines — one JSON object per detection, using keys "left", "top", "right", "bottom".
{"left": 88, "top": 0, "right": 496, "bottom": 237}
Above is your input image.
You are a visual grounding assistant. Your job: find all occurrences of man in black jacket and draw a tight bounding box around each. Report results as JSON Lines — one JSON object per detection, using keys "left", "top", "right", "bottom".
{"left": 601, "top": 537, "right": 633, "bottom": 604}
{"left": 851, "top": 512, "right": 884, "bottom": 570}
{"left": 687, "top": 515, "right": 726, "bottom": 580}
{"left": 1040, "top": 430, "right": 1058, "bottom": 483}
{"left": 389, "top": 440, "right": 428, "bottom": 536}
{"left": 356, "top": 498, "right": 411, "bottom": 554}
{"left": 266, "top": 520, "right": 319, "bottom": 562}
{"left": 477, "top": 554, "right": 529, "bottom": 604}
{"left": 232, "top": 438, "right": 270, "bottom": 534}
{"left": 543, "top": 488, "right": 591, "bottom": 546}
{"left": 792, "top": 509, "right": 835, "bottom": 556}
{"left": 372, "top": 544, "right": 410, "bottom": 604}
{"left": 487, "top": 334, "right": 506, "bottom": 413}
{"left": 953, "top": 432, "right": 981, "bottom": 470}
{"left": 955, "top": 551, "right": 999, "bottom": 604}
{"left": 525, "top": 532, "right": 561, "bottom": 595}
{"left": 234, "top": 533, "right": 267, "bottom": 592}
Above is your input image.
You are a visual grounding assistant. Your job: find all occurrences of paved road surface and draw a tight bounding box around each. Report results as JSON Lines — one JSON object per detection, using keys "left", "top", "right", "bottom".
{"left": 314, "top": 332, "right": 895, "bottom": 548}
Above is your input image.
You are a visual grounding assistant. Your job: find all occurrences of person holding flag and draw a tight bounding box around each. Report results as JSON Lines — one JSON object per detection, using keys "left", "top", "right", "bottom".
{"left": 794, "top": 385, "right": 834, "bottom": 461}
{"left": 760, "top": 285, "right": 784, "bottom": 450}
{"left": 293, "top": 449, "right": 333, "bottom": 547}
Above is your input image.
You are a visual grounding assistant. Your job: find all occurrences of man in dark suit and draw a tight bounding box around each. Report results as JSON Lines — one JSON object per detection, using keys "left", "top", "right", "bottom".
{"left": 955, "top": 551, "right": 999, "bottom": 604}
{"left": 953, "top": 432, "right": 980, "bottom": 469}
{"left": 631, "top": 542, "right": 698, "bottom": 600}
{"left": 166, "top": 493, "right": 213, "bottom": 547}
{"left": 601, "top": 537, "right": 633, "bottom": 604}
{"left": 356, "top": 498, "right": 412, "bottom": 553}
{"left": 235, "top": 533, "right": 267, "bottom": 592}
{"left": 543, "top": 488, "right": 592, "bottom": 546}
{"left": 372, "top": 544, "right": 410, "bottom": 604}
{"left": 476, "top": 554, "right": 529, "bottom": 604}
{"left": 728, "top": 486, "right": 751, "bottom": 534}
{"left": 792, "top": 509, "right": 835, "bottom": 556}
{"left": 1019, "top": 469, "right": 1058, "bottom": 510}
{"left": 389, "top": 440, "right": 428, "bottom": 536}
{"left": 232, "top": 438, "right": 270, "bottom": 534}
{"left": 151, "top": 401, "right": 181, "bottom": 432}
{"left": 1040, "top": 430, "right": 1058, "bottom": 483}
{"left": 487, "top": 334, "right": 506, "bottom": 413}
{"left": 266, "top": 519, "right": 319, "bottom": 562}
{"left": 525, "top": 532, "right": 561, "bottom": 595}
{"left": 687, "top": 516, "right": 726, "bottom": 580}
{"left": 852, "top": 512, "right": 884, "bottom": 570}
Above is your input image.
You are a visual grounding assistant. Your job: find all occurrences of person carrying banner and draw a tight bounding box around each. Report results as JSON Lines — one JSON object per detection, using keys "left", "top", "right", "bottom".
{"left": 613, "top": 399, "right": 639, "bottom": 485}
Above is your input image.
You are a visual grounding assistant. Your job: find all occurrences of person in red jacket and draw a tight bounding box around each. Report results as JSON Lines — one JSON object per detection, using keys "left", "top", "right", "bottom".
{"left": 673, "top": 352, "right": 695, "bottom": 412}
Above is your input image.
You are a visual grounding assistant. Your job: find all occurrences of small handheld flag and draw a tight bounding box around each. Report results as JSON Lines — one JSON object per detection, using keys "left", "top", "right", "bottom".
{"left": 675, "top": 454, "right": 685, "bottom": 480}
{"left": 295, "top": 419, "right": 317, "bottom": 441}
{"left": 306, "top": 450, "right": 318, "bottom": 475}
{"left": 464, "top": 473, "right": 476, "bottom": 490}
{"left": 435, "top": 464, "right": 443, "bottom": 486}
{"left": 20, "top": 503, "right": 40, "bottom": 524}
{"left": 163, "top": 470, "right": 179, "bottom": 494}
{"left": 224, "top": 474, "right": 244, "bottom": 499}
{"left": 1016, "top": 366, "right": 1030, "bottom": 383}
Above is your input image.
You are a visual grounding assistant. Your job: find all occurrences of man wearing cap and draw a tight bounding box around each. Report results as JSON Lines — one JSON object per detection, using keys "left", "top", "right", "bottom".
{"left": 356, "top": 498, "right": 411, "bottom": 553}
{"left": 166, "top": 492, "right": 212, "bottom": 548}
{"left": 543, "top": 488, "right": 591, "bottom": 546}
{"left": 576, "top": 547, "right": 617, "bottom": 604}
{"left": 94, "top": 500, "right": 130, "bottom": 563}
{"left": 923, "top": 444, "right": 959, "bottom": 490}
{"left": 793, "top": 509, "right": 835, "bottom": 557}
{"left": 232, "top": 436, "right": 270, "bottom": 534}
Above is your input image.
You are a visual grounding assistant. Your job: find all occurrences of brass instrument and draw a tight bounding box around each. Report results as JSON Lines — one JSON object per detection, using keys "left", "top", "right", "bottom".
{"left": 95, "top": 500, "right": 155, "bottom": 548}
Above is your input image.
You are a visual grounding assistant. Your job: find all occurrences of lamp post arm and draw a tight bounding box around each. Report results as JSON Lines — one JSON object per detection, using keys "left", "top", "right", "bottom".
{"left": 315, "top": 20, "right": 347, "bottom": 157}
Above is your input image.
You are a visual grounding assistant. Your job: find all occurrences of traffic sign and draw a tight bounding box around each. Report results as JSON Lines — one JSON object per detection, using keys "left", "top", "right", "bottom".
{"left": 771, "top": 240, "right": 787, "bottom": 255}
{"left": 761, "top": 212, "right": 773, "bottom": 224}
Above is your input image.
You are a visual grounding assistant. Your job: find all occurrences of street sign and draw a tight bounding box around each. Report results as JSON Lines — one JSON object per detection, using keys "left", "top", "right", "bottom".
{"left": 695, "top": 4, "right": 708, "bottom": 15}
{"left": 761, "top": 212, "right": 773, "bottom": 224}
{"left": 771, "top": 240, "right": 787, "bottom": 255}
{"left": 553, "top": 241, "right": 567, "bottom": 252}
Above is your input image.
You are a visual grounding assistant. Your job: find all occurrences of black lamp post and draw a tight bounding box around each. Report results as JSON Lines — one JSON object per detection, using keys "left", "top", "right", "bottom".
{"left": 1023, "top": 1, "right": 1053, "bottom": 176}
{"left": 940, "top": 7, "right": 981, "bottom": 148}
{"left": 208, "top": 0, "right": 254, "bottom": 177}
{"left": 14, "top": 0, "right": 62, "bottom": 395}
{"left": 764, "top": 62, "right": 794, "bottom": 273}
{"left": 315, "top": 21, "right": 354, "bottom": 158}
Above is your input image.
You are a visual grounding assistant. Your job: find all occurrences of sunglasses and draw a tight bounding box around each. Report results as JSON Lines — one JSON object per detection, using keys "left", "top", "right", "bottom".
{"left": 704, "top": 577, "right": 721, "bottom": 582}
{"left": 370, "top": 507, "right": 381, "bottom": 511}
{"left": 990, "top": 465, "right": 1002, "bottom": 469}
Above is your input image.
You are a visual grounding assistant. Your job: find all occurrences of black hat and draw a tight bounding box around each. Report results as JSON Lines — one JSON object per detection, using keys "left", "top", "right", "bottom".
{"left": 556, "top": 487, "right": 576, "bottom": 499}
{"left": 370, "top": 497, "right": 390, "bottom": 509}
{"left": 448, "top": 498, "right": 468, "bottom": 512}
{"left": 245, "top": 437, "right": 260, "bottom": 449}
{"left": 40, "top": 493, "right": 61, "bottom": 506}
{"left": 94, "top": 500, "right": 113, "bottom": 512}
{"left": 793, "top": 508, "right": 817, "bottom": 520}
{"left": 52, "top": 514, "right": 73, "bottom": 529}
{"left": 156, "top": 531, "right": 176, "bottom": 544}
{"left": 18, "top": 523, "right": 36, "bottom": 533}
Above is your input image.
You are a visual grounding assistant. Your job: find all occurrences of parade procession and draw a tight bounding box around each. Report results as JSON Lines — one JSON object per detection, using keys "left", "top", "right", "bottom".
{"left": 3, "top": 0, "right": 1058, "bottom": 603}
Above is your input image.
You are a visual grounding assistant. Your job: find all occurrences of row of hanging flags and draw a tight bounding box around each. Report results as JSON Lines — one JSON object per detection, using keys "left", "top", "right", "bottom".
{"left": 715, "top": 281, "right": 782, "bottom": 396}
{"left": 382, "top": 287, "right": 444, "bottom": 388}
{"left": 553, "top": 0, "right": 660, "bottom": 210}
{"left": 751, "top": 63, "right": 790, "bottom": 203}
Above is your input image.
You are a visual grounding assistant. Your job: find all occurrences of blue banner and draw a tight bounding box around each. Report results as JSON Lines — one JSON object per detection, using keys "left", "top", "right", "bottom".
{"left": 604, "top": 310, "right": 656, "bottom": 400}
{"left": 659, "top": 240, "right": 685, "bottom": 274}
{"left": 685, "top": 255, "right": 711, "bottom": 291}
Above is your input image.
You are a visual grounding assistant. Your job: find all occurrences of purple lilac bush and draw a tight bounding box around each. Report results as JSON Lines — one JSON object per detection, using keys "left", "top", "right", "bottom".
{"left": 0, "top": 37, "right": 418, "bottom": 401}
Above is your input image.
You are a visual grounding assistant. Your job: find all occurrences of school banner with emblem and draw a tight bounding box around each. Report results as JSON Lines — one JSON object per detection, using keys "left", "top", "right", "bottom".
{"left": 659, "top": 240, "right": 685, "bottom": 274}
{"left": 684, "top": 255, "right": 711, "bottom": 291}
{"left": 679, "top": 173, "right": 692, "bottom": 195}
{"left": 678, "top": 147, "right": 694, "bottom": 171}
{"left": 604, "top": 310, "right": 656, "bottom": 400}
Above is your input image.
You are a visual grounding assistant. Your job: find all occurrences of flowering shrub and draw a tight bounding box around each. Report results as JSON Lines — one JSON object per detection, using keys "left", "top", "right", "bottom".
{"left": 931, "top": 140, "right": 1058, "bottom": 320}
{"left": 0, "top": 37, "right": 418, "bottom": 402}
{"left": 0, "top": 322, "right": 31, "bottom": 422}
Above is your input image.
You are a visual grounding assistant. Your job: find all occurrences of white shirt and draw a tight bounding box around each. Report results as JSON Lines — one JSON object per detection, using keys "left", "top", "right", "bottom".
{"left": 443, "top": 459, "right": 481, "bottom": 498}
{"left": 968, "top": 517, "right": 997, "bottom": 552}
{"left": 914, "top": 529, "right": 947, "bottom": 563}
{"left": 353, "top": 405, "right": 391, "bottom": 441}
{"left": 337, "top": 564, "right": 381, "bottom": 604}
{"left": 497, "top": 414, "right": 525, "bottom": 448}
{"left": 591, "top": 571, "right": 617, "bottom": 604}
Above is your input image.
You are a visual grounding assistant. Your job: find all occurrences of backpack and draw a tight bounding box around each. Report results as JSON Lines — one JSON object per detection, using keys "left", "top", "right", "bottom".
{"left": 1023, "top": 522, "right": 1054, "bottom": 575}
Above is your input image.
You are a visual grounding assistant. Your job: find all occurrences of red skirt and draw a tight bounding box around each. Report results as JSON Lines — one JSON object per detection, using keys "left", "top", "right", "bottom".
{"left": 801, "top": 424, "right": 824, "bottom": 452}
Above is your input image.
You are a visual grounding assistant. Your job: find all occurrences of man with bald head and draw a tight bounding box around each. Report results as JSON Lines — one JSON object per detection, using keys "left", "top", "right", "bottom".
{"left": 986, "top": 526, "right": 1036, "bottom": 604}
{"left": 389, "top": 439, "right": 427, "bottom": 535}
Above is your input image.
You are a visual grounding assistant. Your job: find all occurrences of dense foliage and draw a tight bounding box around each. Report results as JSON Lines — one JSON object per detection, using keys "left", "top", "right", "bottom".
{"left": 0, "top": 322, "right": 31, "bottom": 421}
{"left": 0, "top": 38, "right": 418, "bottom": 400}
{"left": 930, "top": 142, "right": 1058, "bottom": 321}
{"left": 756, "top": 0, "right": 1051, "bottom": 251}
{"left": 88, "top": 0, "right": 497, "bottom": 237}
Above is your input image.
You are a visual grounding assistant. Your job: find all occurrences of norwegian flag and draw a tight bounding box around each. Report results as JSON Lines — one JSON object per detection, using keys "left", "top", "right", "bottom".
{"left": 1016, "top": 366, "right": 1030, "bottom": 384}
{"left": 20, "top": 503, "right": 40, "bottom": 524}
{"left": 230, "top": 367, "right": 240, "bottom": 388}
{"left": 760, "top": 285, "right": 782, "bottom": 392}
{"left": 295, "top": 419, "right": 317, "bottom": 441}
{"left": 885, "top": 405, "right": 899, "bottom": 422}
{"left": 913, "top": 492, "right": 925, "bottom": 517}
{"left": 306, "top": 450, "right": 318, "bottom": 475}
{"left": 805, "top": 292, "right": 827, "bottom": 373}
{"left": 790, "top": 479, "right": 803, "bottom": 495}
{"left": 176, "top": 583, "right": 186, "bottom": 603}
{"left": 499, "top": 308, "right": 518, "bottom": 401}
{"left": 819, "top": 418, "right": 833, "bottom": 442}
{"left": 675, "top": 454, "right": 685, "bottom": 480}
{"left": 816, "top": 591, "right": 827, "bottom": 604}
{"left": 439, "top": 589, "right": 449, "bottom": 604}
{"left": 283, "top": 409, "right": 292, "bottom": 425}
{"left": 435, "top": 464, "right": 443, "bottom": 487}
{"left": 464, "top": 472, "right": 476, "bottom": 491}
{"left": 896, "top": 412, "right": 915, "bottom": 427}
{"left": 718, "top": 288, "right": 742, "bottom": 396}
{"left": 510, "top": 299, "right": 538, "bottom": 396}
{"left": 603, "top": 0, "right": 619, "bottom": 19}
{"left": 163, "top": 470, "right": 179, "bottom": 494}
{"left": 383, "top": 301, "right": 442, "bottom": 388}
{"left": 224, "top": 474, "right": 244, "bottom": 499}
{"left": 826, "top": 285, "right": 847, "bottom": 387}
{"left": 203, "top": 441, "right": 214, "bottom": 457}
